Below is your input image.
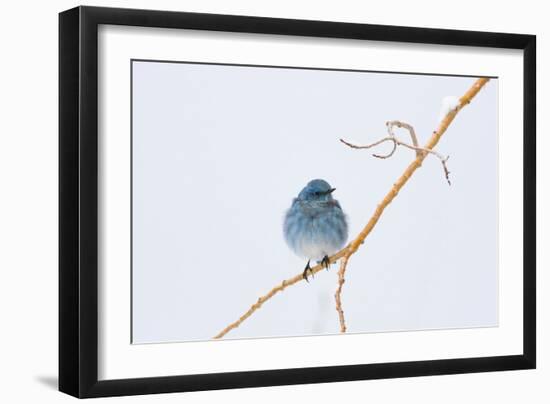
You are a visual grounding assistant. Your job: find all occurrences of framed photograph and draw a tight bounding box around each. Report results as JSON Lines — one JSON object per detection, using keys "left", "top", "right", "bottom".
{"left": 59, "top": 6, "right": 536, "bottom": 398}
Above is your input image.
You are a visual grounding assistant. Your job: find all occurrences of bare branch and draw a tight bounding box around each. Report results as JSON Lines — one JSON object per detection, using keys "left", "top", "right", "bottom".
{"left": 334, "top": 256, "right": 350, "bottom": 333}
{"left": 214, "top": 77, "right": 490, "bottom": 339}
{"left": 342, "top": 120, "right": 452, "bottom": 185}
{"left": 386, "top": 120, "right": 421, "bottom": 155}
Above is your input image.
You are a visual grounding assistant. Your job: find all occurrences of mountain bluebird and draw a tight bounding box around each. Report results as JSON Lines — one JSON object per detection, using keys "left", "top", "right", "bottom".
{"left": 283, "top": 179, "right": 348, "bottom": 281}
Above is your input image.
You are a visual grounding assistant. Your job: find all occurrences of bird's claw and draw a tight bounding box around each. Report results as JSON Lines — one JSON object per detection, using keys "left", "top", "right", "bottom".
{"left": 302, "top": 260, "right": 314, "bottom": 282}
{"left": 321, "top": 255, "right": 331, "bottom": 271}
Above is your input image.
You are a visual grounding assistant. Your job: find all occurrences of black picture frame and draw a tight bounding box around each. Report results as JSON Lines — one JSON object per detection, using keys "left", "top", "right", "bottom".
{"left": 59, "top": 5, "right": 536, "bottom": 398}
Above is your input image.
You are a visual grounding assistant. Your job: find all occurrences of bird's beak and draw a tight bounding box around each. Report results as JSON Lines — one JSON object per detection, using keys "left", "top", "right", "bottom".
{"left": 329, "top": 188, "right": 336, "bottom": 194}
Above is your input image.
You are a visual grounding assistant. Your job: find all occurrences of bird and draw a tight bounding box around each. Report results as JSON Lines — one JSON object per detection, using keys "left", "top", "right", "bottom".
{"left": 283, "top": 179, "right": 348, "bottom": 281}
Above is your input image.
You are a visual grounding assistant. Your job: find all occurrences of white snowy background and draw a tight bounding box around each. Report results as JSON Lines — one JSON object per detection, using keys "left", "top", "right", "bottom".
{"left": 131, "top": 61, "right": 498, "bottom": 343}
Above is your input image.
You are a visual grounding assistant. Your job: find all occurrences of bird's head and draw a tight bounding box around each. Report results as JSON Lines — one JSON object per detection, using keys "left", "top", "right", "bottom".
{"left": 298, "top": 179, "right": 336, "bottom": 202}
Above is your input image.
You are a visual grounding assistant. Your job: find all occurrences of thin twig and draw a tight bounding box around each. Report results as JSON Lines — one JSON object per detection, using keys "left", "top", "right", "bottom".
{"left": 387, "top": 120, "right": 422, "bottom": 154}
{"left": 334, "top": 256, "right": 350, "bottom": 332}
{"left": 213, "top": 77, "right": 490, "bottom": 339}
{"left": 341, "top": 120, "right": 452, "bottom": 185}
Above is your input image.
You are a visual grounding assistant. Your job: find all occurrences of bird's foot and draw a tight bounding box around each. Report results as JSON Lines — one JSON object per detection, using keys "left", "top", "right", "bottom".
{"left": 321, "top": 255, "right": 331, "bottom": 271}
{"left": 302, "top": 260, "right": 314, "bottom": 282}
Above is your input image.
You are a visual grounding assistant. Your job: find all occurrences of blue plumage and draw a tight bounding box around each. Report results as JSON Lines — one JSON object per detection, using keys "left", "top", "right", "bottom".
{"left": 283, "top": 179, "right": 348, "bottom": 280}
